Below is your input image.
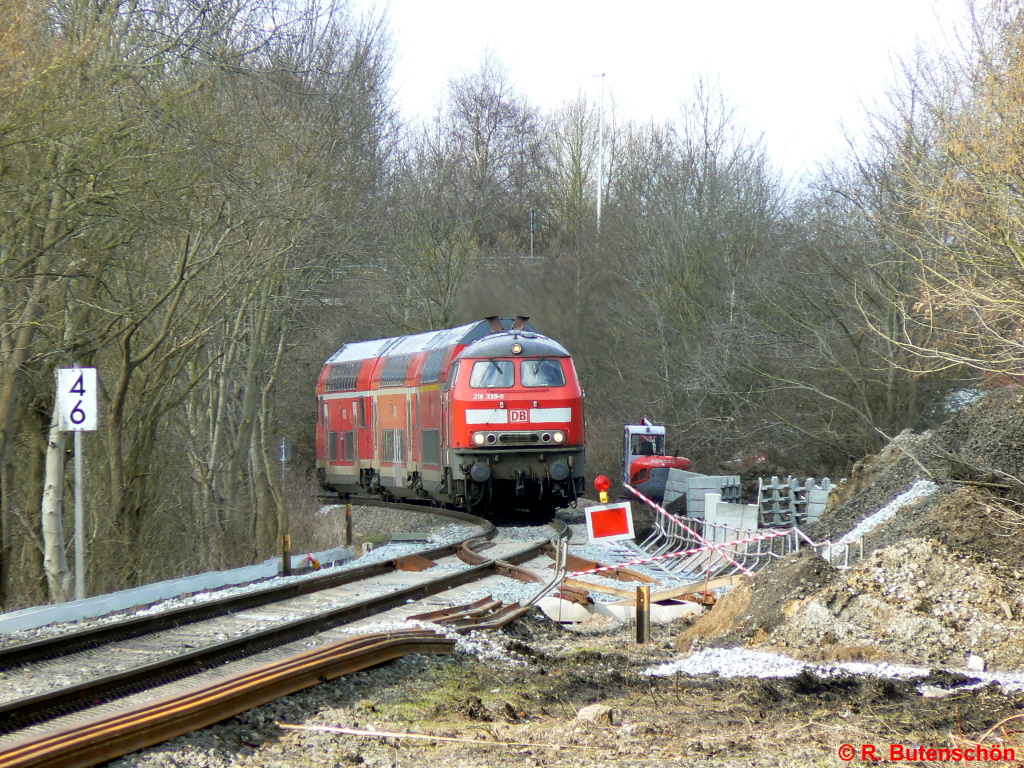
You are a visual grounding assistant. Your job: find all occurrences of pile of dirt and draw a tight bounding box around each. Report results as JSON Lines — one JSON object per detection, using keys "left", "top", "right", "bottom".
{"left": 676, "top": 548, "right": 839, "bottom": 651}
{"left": 670, "top": 390, "right": 1024, "bottom": 672}
{"left": 768, "top": 538, "right": 1024, "bottom": 670}
{"left": 942, "top": 387, "right": 1024, "bottom": 482}
{"left": 808, "top": 388, "right": 1024, "bottom": 569}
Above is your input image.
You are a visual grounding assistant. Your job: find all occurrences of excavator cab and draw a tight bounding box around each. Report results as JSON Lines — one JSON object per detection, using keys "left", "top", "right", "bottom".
{"left": 624, "top": 424, "right": 666, "bottom": 474}
{"left": 623, "top": 420, "right": 692, "bottom": 503}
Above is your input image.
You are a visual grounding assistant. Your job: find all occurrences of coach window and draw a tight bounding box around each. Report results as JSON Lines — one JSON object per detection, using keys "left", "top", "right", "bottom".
{"left": 469, "top": 359, "right": 514, "bottom": 388}
{"left": 522, "top": 358, "right": 565, "bottom": 387}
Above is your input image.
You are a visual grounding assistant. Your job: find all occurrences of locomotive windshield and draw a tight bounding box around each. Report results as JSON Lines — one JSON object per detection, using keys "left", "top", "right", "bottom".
{"left": 522, "top": 358, "right": 565, "bottom": 387}
{"left": 470, "top": 359, "right": 514, "bottom": 388}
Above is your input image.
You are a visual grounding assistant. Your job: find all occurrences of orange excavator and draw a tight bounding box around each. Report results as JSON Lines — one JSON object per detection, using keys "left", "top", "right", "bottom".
{"left": 622, "top": 419, "right": 692, "bottom": 504}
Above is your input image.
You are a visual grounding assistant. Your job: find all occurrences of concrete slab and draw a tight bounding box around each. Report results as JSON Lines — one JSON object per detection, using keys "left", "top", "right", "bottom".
{"left": 594, "top": 600, "right": 702, "bottom": 624}
{"left": 536, "top": 596, "right": 595, "bottom": 623}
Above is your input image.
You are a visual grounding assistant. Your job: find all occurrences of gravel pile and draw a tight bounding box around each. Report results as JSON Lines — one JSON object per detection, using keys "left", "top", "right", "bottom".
{"left": 769, "top": 538, "right": 1024, "bottom": 670}
{"left": 666, "top": 389, "right": 1024, "bottom": 677}
{"left": 675, "top": 547, "right": 839, "bottom": 651}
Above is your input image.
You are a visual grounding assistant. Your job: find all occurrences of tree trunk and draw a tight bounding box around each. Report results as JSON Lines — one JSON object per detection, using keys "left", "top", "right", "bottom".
{"left": 250, "top": 435, "right": 278, "bottom": 559}
{"left": 21, "top": 413, "right": 48, "bottom": 606}
{"left": 41, "top": 409, "right": 71, "bottom": 603}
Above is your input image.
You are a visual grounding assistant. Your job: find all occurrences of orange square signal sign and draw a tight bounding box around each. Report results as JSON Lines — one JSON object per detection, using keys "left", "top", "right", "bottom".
{"left": 584, "top": 501, "right": 635, "bottom": 543}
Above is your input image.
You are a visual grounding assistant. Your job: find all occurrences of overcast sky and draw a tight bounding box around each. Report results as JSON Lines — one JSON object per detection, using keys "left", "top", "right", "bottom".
{"left": 353, "top": 0, "right": 965, "bottom": 180}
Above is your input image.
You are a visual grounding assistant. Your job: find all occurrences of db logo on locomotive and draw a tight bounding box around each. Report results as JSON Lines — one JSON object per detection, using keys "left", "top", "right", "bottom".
{"left": 509, "top": 409, "right": 528, "bottom": 423}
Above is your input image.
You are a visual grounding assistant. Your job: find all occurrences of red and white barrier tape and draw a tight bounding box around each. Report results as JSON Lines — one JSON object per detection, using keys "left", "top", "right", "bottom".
{"left": 568, "top": 527, "right": 792, "bottom": 577}
{"left": 624, "top": 483, "right": 754, "bottom": 576}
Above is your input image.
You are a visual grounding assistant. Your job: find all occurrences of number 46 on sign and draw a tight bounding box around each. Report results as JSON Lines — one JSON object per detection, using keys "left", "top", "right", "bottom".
{"left": 57, "top": 368, "right": 98, "bottom": 432}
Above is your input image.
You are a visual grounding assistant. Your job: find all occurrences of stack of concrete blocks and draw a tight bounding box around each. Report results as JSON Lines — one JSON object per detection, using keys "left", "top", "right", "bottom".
{"left": 704, "top": 493, "right": 759, "bottom": 539}
{"left": 672, "top": 492, "right": 758, "bottom": 578}
{"left": 757, "top": 476, "right": 835, "bottom": 528}
{"left": 663, "top": 469, "right": 742, "bottom": 518}
{"left": 805, "top": 477, "right": 835, "bottom": 522}
{"left": 663, "top": 469, "right": 704, "bottom": 507}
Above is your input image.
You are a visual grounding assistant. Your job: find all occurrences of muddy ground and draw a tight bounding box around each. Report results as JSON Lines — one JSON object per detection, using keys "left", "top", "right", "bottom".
{"left": 108, "top": 611, "right": 1024, "bottom": 768}
{"left": 112, "top": 390, "right": 1024, "bottom": 767}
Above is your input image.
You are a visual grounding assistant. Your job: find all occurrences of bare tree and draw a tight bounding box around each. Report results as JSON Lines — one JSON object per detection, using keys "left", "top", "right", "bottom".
{"left": 864, "top": 1, "right": 1024, "bottom": 381}
{"left": 0, "top": 0, "right": 397, "bottom": 605}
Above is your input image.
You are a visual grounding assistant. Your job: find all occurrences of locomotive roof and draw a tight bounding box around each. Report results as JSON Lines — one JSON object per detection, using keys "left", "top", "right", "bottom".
{"left": 458, "top": 330, "right": 569, "bottom": 359}
{"left": 325, "top": 318, "right": 540, "bottom": 364}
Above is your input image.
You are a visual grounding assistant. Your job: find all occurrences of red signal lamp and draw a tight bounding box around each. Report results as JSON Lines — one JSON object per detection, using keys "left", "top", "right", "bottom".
{"left": 594, "top": 474, "right": 611, "bottom": 503}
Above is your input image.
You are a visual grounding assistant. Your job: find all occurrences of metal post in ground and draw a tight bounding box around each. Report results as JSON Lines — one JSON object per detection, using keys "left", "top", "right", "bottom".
{"left": 74, "top": 429, "right": 84, "bottom": 600}
{"left": 636, "top": 585, "right": 651, "bottom": 644}
{"left": 280, "top": 437, "right": 291, "bottom": 576}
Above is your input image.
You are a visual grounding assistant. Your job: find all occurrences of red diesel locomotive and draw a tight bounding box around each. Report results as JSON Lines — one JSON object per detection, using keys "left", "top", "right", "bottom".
{"left": 315, "top": 317, "right": 586, "bottom": 519}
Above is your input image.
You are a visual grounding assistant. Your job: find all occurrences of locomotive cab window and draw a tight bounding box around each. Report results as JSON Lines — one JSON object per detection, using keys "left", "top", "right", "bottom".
{"left": 522, "top": 358, "right": 565, "bottom": 387}
{"left": 469, "top": 359, "right": 514, "bottom": 388}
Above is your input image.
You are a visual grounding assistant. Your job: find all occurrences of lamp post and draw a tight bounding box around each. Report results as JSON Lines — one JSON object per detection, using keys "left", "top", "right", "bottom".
{"left": 598, "top": 73, "right": 603, "bottom": 232}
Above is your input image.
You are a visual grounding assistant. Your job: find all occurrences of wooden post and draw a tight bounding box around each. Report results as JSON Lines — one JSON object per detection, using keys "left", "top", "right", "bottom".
{"left": 636, "top": 585, "right": 651, "bottom": 644}
{"left": 344, "top": 503, "right": 353, "bottom": 547}
{"left": 281, "top": 534, "right": 292, "bottom": 576}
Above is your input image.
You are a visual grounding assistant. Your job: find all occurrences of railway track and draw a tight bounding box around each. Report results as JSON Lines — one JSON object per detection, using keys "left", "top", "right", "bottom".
{"left": 0, "top": 504, "right": 569, "bottom": 768}
{"left": 0, "top": 504, "right": 492, "bottom": 670}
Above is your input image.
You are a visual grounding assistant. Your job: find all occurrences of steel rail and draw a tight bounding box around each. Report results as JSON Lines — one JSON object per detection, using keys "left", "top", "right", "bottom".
{"left": 0, "top": 518, "right": 564, "bottom": 737}
{"left": 0, "top": 505, "right": 494, "bottom": 672}
{"left": 0, "top": 599, "right": 537, "bottom": 768}
{"left": 0, "top": 630, "right": 455, "bottom": 768}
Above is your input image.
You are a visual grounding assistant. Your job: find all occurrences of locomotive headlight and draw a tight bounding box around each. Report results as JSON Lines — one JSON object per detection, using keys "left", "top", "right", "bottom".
{"left": 552, "top": 430, "right": 566, "bottom": 444}
{"left": 511, "top": 342, "right": 523, "bottom": 354}
{"left": 472, "top": 432, "right": 486, "bottom": 446}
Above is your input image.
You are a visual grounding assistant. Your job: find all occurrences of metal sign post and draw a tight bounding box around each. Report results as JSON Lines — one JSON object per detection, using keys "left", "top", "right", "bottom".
{"left": 56, "top": 367, "right": 97, "bottom": 601}
{"left": 280, "top": 437, "right": 292, "bottom": 576}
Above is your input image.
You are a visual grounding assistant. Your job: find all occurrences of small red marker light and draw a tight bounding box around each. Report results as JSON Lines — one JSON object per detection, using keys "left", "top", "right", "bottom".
{"left": 593, "top": 474, "right": 611, "bottom": 503}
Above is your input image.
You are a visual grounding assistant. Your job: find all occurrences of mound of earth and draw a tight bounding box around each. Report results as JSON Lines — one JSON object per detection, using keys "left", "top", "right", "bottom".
{"left": 767, "top": 538, "right": 1024, "bottom": 670}
{"left": 808, "top": 388, "right": 1024, "bottom": 569}
{"left": 677, "top": 535, "right": 1024, "bottom": 671}
{"left": 676, "top": 548, "right": 839, "bottom": 651}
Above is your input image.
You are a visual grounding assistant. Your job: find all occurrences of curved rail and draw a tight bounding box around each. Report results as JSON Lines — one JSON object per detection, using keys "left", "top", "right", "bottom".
{"left": 0, "top": 513, "right": 565, "bottom": 740}
{"left": 0, "top": 576, "right": 554, "bottom": 768}
{"left": 0, "top": 629, "right": 455, "bottom": 768}
{"left": 0, "top": 505, "right": 494, "bottom": 672}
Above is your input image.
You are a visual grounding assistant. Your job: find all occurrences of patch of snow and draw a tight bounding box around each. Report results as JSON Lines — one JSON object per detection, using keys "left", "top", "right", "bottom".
{"left": 348, "top": 619, "right": 526, "bottom": 665}
{"left": 644, "top": 647, "right": 1024, "bottom": 694}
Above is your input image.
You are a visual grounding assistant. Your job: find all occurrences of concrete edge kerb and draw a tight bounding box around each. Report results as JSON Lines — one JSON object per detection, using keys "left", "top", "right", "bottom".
{"left": 0, "top": 545, "right": 354, "bottom": 635}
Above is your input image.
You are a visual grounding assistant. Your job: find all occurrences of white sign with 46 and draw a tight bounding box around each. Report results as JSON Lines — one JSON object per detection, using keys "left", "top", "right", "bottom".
{"left": 57, "top": 368, "right": 98, "bottom": 432}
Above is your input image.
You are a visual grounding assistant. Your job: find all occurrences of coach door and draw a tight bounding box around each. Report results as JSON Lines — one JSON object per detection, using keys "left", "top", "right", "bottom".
{"left": 408, "top": 397, "right": 417, "bottom": 465}
{"left": 440, "top": 361, "right": 459, "bottom": 463}
{"left": 351, "top": 401, "right": 359, "bottom": 462}
{"left": 317, "top": 397, "right": 326, "bottom": 461}
{"left": 358, "top": 396, "right": 373, "bottom": 465}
